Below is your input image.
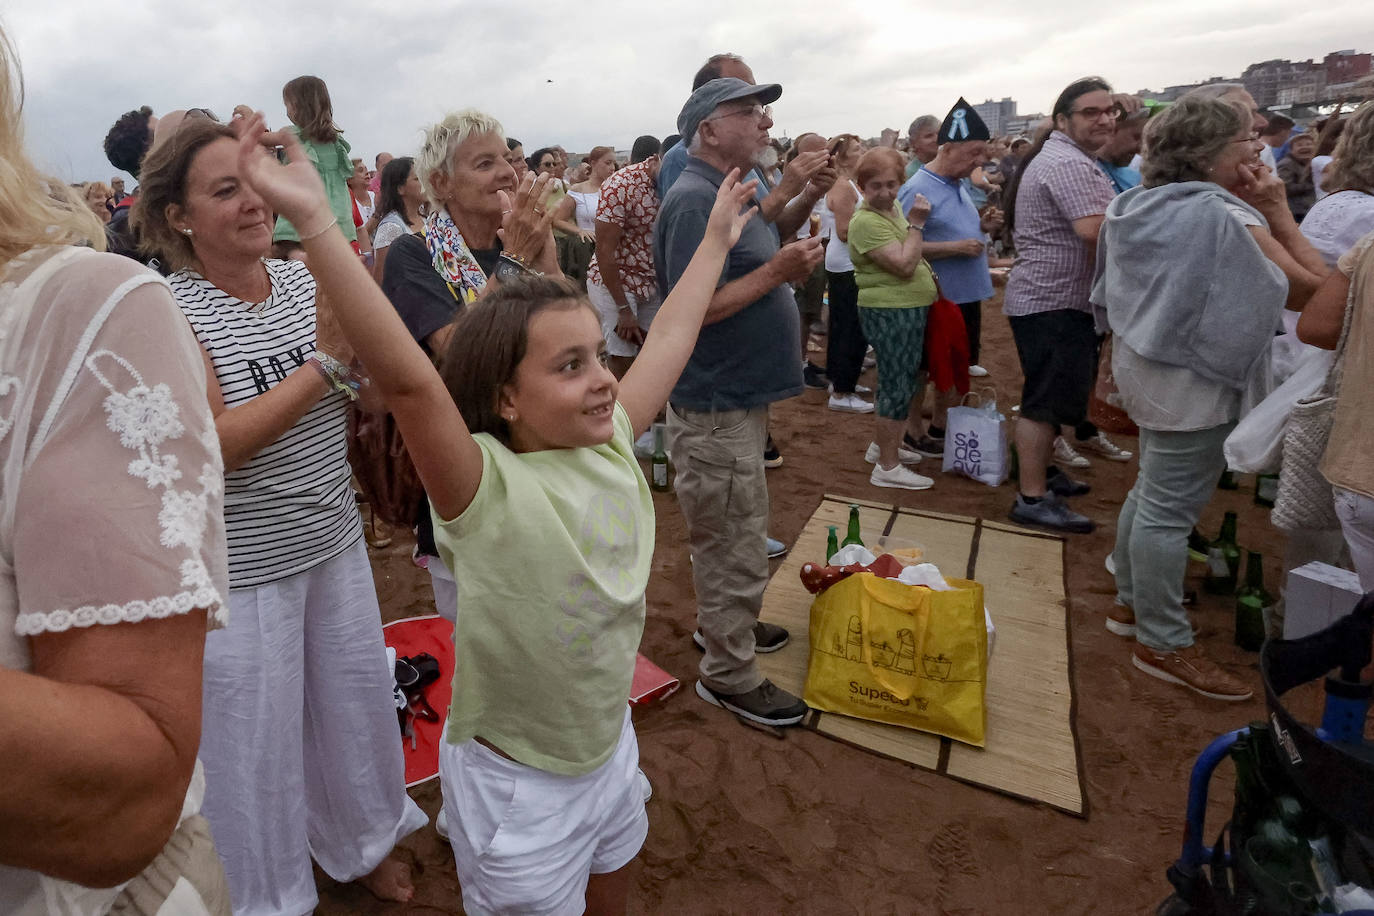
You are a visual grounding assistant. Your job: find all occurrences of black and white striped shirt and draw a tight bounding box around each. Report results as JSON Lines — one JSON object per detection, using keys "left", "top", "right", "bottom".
{"left": 171, "top": 259, "right": 359, "bottom": 588}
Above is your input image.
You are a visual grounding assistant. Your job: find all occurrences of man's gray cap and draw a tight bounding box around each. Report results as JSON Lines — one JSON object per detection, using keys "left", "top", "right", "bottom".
{"left": 677, "top": 77, "right": 783, "bottom": 144}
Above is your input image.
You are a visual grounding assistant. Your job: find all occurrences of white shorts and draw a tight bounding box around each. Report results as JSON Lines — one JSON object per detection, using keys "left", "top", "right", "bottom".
{"left": 440, "top": 710, "right": 647, "bottom": 916}
{"left": 586, "top": 278, "right": 661, "bottom": 357}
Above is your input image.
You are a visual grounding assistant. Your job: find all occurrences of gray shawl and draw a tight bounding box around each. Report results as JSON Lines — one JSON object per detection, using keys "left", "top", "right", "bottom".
{"left": 1090, "top": 181, "right": 1287, "bottom": 389}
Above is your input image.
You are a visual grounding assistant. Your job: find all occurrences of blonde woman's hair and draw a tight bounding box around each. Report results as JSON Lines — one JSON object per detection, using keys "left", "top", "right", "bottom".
{"left": 415, "top": 109, "right": 504, "bottom": 208}
{"left": 0, "top": 28, "right": 105, "bottom": 262}
{"left": 1322, "top": 101, "right": 1374, "bottom": 195}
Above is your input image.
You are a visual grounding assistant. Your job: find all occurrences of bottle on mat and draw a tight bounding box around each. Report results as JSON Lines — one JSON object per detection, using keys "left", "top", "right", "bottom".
{"left": 826, "top": 526, "right": 840, "bottom": 564}
{"left": 841, "top": 504, "right": 864, "bottom": 549}
{"left": 1234, "top": 551, "right": 1272, "bottom": 652}
{"left": 1254, "top": 473, "right": 1278, "bottom": 508}
{"left": 1218, "top": 468, "right": 1240, "bottom": 490}
{"left": 1204, "top": 511, "right": 1241, "bottom": 595}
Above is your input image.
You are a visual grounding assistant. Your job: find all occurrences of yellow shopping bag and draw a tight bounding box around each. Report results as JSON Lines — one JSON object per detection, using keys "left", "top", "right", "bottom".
{"left": 803, "top": 572, "right": 987, "bottom": 746}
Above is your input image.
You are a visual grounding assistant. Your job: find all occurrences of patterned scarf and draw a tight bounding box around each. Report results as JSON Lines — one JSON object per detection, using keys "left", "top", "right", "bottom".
{"left": 424, "top": 206, "right": 488, "bottom": 303}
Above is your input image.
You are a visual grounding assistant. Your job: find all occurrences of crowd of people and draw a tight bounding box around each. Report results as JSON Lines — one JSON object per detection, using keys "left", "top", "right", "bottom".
{"left": 5, "top": 24, "right": 1374, "bottom": 915}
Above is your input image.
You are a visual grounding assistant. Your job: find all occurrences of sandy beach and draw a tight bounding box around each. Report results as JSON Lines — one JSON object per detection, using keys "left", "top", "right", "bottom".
{"left": 318, "top": 294, "right": 1289, "bottom": 915}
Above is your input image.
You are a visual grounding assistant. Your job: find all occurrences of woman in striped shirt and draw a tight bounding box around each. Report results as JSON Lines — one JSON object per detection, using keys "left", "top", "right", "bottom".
{"left": 133, "top": 118, "right": 426, "bottom": 913}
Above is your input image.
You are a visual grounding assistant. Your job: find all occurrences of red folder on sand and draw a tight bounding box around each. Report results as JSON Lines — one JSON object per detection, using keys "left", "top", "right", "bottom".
{"left": 630, "top": 653, "right": 680, "bottom": 705}
{"left": 384, "top": 616, "right": 679, "bottom": 784}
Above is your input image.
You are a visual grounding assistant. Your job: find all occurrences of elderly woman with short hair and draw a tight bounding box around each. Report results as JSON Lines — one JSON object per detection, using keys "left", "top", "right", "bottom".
{"left": 1093, "top": 95, "right": 1328, "bottom": 701}
{"left": 378, "top": 109, "right": 558, "bottom": 616}
{"left": 848, "top": 146, "right": 938, "bottom": 491}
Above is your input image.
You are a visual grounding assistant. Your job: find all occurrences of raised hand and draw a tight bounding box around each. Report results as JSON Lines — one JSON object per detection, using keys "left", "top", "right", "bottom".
{"left": 1231, "top": 161, "right": 1289, "bottom": 222}
{"left": 234, "top": 112, "right": 333, "bottom": 234}
{"left": 496, "top": 170, "right": 556, "bottom": 267}
{"left": 906, "top": 193, "right": 932, "bottom": 228}
{"left": 778, "top": 149, "right": 830, "bottom": 197}
{"left": 705, "top": 168, "right": 760, "bottom": 250}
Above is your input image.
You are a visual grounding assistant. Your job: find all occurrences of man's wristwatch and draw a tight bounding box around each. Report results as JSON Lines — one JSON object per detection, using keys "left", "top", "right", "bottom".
{"left": 495, "top": 254, "right": 532, "bottom": 283}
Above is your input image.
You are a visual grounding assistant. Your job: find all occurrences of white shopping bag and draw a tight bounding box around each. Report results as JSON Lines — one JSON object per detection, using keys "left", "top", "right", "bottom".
{"left": 1224, "top": 346, "right": 1332, "bottom": 474}
{"left": 942, "top": 389, "right": 1009, "bottom": 487}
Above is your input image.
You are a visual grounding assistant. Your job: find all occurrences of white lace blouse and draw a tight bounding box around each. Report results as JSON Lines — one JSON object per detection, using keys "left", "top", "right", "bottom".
{"left": 0, "top": 245, "right": 228, "bottom": 914}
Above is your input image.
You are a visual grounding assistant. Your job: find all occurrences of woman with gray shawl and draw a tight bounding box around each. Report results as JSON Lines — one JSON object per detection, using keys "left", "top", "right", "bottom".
{"left": 1090, "top": 96, "right": 1328, "bottom": 702}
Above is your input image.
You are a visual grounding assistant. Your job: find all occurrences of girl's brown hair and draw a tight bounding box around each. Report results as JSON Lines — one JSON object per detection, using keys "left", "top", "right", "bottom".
{"left": 282, "top": 75, "right": 340, "bottom": 144}
{"left": 131, "top": 119, "right": 237, "bottom": 270}
{"left": 438, "top": 275, "right": 598, "bottom": 446}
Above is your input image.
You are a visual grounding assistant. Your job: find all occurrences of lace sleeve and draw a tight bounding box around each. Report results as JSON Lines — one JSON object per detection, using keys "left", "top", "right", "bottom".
{"left": 12, "top": 275, "right": 229, "bottom": 637}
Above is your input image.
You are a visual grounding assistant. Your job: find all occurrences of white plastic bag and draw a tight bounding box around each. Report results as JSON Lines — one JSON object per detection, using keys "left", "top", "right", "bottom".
{"left": 942, "top": 389, "right": 1009, "bottom": 486}
{"left": 1224, "top": 347, "right": 1332, "bottom": 474}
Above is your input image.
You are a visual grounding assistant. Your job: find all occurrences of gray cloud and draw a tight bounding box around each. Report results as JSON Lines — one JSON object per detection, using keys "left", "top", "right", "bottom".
{"left": 6, "top": 0, "right": 1368, "bottom": 183}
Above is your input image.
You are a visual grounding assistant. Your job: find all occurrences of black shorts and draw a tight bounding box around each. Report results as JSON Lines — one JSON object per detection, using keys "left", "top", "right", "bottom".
{"left": 1008, "top": 309, "right": 1097, "bottom": 427}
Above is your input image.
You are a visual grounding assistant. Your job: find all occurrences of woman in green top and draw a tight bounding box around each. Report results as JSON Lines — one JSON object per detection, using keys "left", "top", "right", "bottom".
{"left": 272, "top": 75, "right": 358, "bottom": 257}
{"left": 848, "top": 147, "right": 938, "bottom": 490}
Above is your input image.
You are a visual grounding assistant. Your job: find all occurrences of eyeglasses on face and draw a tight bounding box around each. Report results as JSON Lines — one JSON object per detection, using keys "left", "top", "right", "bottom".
{"left": 1071, "top": 104, "right": 1126, "bottom": 122}
{"left": 704, "top": 104, "right": 773, "bottom": 126}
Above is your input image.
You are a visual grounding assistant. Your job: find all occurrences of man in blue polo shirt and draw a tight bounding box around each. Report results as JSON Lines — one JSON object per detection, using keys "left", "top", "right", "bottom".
{"left": 654, "top": 77, "right": 825, "bottom": 727}
{"left": 899, "top": 98, "right": 1002, "bottom": 401}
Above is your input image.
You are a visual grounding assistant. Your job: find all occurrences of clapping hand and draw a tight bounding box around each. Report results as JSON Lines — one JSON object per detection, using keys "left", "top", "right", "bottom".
{"left": 496, "top": 171, "right": 558, "bottom": 271}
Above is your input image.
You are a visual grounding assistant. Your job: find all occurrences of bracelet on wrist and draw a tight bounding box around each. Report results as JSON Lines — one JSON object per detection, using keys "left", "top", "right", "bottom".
{"left": 299, "top": 214, "right": 339, "bottom": 242}
{"left": 307, "top": 351, "right": 360, "bottom": 400}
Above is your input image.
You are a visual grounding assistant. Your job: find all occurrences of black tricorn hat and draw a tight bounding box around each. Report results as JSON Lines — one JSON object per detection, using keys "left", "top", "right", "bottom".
{"left": 938, "top": 98, "right": 991, "bottom": 144}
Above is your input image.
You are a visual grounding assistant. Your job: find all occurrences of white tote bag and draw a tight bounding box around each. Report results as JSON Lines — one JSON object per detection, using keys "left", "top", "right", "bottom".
{"left": 942, "top": 390, "right": 1009, "bottom": 487}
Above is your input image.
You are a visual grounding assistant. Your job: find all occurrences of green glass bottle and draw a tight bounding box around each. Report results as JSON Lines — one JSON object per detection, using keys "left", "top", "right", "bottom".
{"left": 1235, "top": 551, "right": 1272, "bottom": 651}
{"left": 1187, "top": 528, "right": 1210, "bottom": 563}
{"left": 650, "top": 423, "right": 671, "bottom": 492}
{"left": 841, "top": 504, "right": 864, "bottom": 549}
{"left": 825, "top": 526, "right": 840, "bottom": 563}
{"left": 1254, "top": 473, "right": 1279, "bottom": 508}
{"left": 1204, "top": 511, "right": 1241, "bottom": 595}
{"left": 1218, "top": 467, "right": 1239, "bottom": 490}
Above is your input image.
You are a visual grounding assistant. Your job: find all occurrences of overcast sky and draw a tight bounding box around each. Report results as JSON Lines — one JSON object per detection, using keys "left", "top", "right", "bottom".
{"left": 6, "top": 0, "right": 1370, "bottom": 183}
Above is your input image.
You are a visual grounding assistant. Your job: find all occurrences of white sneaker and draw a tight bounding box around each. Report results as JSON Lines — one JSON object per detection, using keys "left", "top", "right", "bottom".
{"left": 828, "top": 393, "right": 875, "bottom": 413}
{"left": 1105, "top": 552, "right": 1116, "bottom": 576}
{"left": 870, "top": 462, "right": 934, "bottom": 490}
{"left": 1080, "top": 432, "right": 1133, "bottom": 462}
{"left": 638, "top": 768, "right": 652, "bottom": 802}
{"left": 968, "top": 364, "right": 990, "bottom": 378}
{"left": 863, "top": 347, "right": 876, "bottom": 370}
{"left": 1054, "top": 436, "right": 1091, "bottom": 469}
{"left": 435, "top": 808, "right": 449, "bottom": 839}
{"left": 864, "top": 442, "right": 921, "bottom": 465}
{"left": 855, "top": 383, "right": 873, "bottom": 395}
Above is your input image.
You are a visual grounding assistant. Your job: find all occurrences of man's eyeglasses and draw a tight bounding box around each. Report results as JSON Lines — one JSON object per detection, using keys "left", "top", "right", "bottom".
{"left": 1071, "top": 104, "right": 1126, "bottom": 122}
{"left": 703, "top": 104, "right": 772, "bottom": 126}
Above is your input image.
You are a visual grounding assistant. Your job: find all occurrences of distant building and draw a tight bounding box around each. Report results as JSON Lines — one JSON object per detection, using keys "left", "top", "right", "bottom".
{"left": 1242, "top": 58, "right": 1326, "bottom": 108}
{"left": 1004, "top": 114, "right": 1045, "bottom": 138}
{"left": 1325, "top": 50, "right": 1372, "bottom": 87}
{"left": 973, "top": 98, "right": 1018, "bottom": 136}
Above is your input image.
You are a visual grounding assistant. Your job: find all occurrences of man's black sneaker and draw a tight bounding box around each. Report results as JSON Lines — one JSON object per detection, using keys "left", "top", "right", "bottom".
{"left": 1009, "top": 491, "right": 1095, "bottom": 534}
{"left": 1046, "top": 465, "right": 1091, "bottom": 497}
{"left": 802, "top": 363, "right": 829, "bottom": 389}
{"left": 693, "top": 621, "right": 790, "bottom": 654}
{"left": 764, "top": 436, "right": 783, "bottom": 469}
{"left": 909, "top": 434, "right": 945, "bottom": 459}
{"left": 695, "top": 678, "right": 808, "bottom": 726}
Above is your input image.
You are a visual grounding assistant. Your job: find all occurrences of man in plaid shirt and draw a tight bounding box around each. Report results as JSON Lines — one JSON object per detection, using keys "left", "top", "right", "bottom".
{"left": 1003, "top": 76, "right": 1119, "bottom": 533}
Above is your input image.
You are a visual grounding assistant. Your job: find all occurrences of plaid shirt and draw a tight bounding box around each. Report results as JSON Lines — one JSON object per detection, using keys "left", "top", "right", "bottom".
{"left": 588, "top": 159, "right": 660, "bottom": 300}
{"left": 1003, "top": 131, "right": 1116, "bottom": 317}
